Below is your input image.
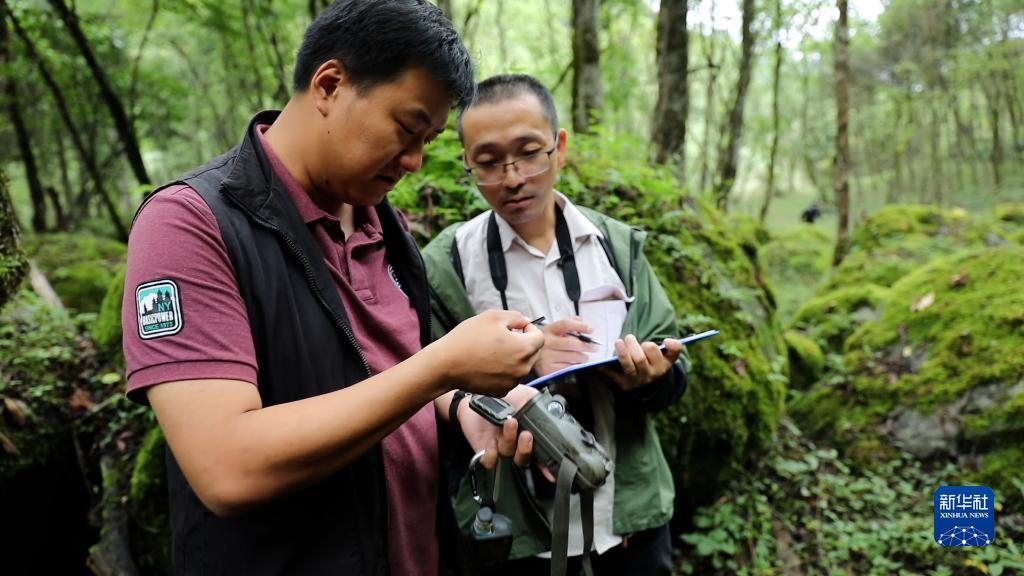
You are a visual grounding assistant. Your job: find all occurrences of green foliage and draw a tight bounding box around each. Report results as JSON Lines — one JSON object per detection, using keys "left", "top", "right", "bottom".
{"left": 92, "top": 264, "right": 126, "bottom": 362}
{"left": 24, "top": 233, "right": 126, "bottom": 314}
{"left": 678, "top": 420, "right": 1024, "bottom": 576}
{"left": 0, "top": 289, "right": 79, "bottom": 477}
{"left": 760, "top": 225, "right": 833, "bottom": 324}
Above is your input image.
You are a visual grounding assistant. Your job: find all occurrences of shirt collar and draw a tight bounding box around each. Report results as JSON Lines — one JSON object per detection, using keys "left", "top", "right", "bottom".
{"left": 493, "top": 191, "right": 602, "bottom": 254}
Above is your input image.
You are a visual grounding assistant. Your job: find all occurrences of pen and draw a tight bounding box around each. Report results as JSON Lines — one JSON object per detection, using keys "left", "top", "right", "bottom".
{"left": 529, "top": 316, "right": 602, "bottom": 346}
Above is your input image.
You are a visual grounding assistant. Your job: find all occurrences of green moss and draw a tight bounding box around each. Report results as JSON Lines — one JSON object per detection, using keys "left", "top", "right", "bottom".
{"left": 976, "top": 446, "right": 1024, "bottom": 511}
{"left": 822, "top": 205, "right": 983, "bottom": 293}
{"left": 790, "top": 284, "right": 890, "bottom": 351}
{"left": 784, "top": 330, "right": 824, "bottom": 390}
{"left": 24, "top": 233, "right": 126, "bottom": 314}
{"left": 129, "top": 423, "right": 171, "bottom": 574}
{"left": 0, "top": 290, "right": 79, "bottom": 477}
{"left": 92, "top": 264, "right": 126, "bottom": 362}
{"left": 760, "top": 225, "right": 833, "bottom": 324}
{"left": 1, "top": 170, "right": 28, "bottom": 307}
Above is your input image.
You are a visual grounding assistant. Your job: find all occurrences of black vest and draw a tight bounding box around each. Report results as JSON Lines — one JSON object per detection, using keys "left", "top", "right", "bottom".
{"left": 142, "top": 111, "right": 453, "bottom": 575}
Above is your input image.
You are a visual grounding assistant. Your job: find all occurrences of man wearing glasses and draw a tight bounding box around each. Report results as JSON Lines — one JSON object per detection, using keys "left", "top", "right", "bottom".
{"left": 423, "top": 74, "right": 686, "bottom": 575}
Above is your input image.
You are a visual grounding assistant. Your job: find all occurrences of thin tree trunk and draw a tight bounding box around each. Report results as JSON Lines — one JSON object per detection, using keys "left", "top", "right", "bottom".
{"left": 652, "top": 0, "right": 689, "bottom": 182}
{"left": 496, "top": 0, "right": 508, "bottom": 69}
{"left": 760, "top": 0, "right": 784, "bottom": 223}
{"left": 699, "top": 0, "right": 720, "bottom": 193}
{"left": 56, "top": 129, "right": 74, "bottom": 212}
{"left": 929, "top": 102, "right": 943, "bottom": 205}
{"left": 253, "top": 0, "right": 291, "bottom": 104}
{"left": 7, "top": 7, "right": 128, "bottom": 241}
{"left": 984, "top": 86, "right": 1003, "bottom": 188}
{"left": 128, "top": 0, "right": 159, "bottom": 118}
{"left": 714, "top": 0, "right": 756, "bottom": 210}
{"left": 571, "top": 0, "right": 603, "bottom": 133}
{"left": 833, "top": 0, "right": 850, "bottom": 266}
{"left": 47, "top": 0, "right": 151, "bottom": 185}
{"left": 45, "top": 186, "right": 67, "bottom": 230}
{"left": 1, "top": 4, "right": 46, "bottom": 232}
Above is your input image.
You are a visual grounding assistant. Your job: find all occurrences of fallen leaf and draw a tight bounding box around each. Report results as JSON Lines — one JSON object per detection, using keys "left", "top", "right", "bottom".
{"left": 2, "top": 397, "right": 30, "bottom": 426}
{"left": 949, "top": 272, "right": 970, "bottom": 288}
{"left": 910, "top": 292, "right": 935, "bottom": 312}
{"left": 732, "top": 359, "right": 747, "bottom": 377}
{"left": 69, "top": 386, "right": 94, "bottom": 412}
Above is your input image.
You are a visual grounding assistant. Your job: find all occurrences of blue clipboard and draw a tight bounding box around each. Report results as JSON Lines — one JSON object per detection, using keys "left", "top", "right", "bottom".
{"left": 525, "top": 329, "right": 720, "bottom": 389}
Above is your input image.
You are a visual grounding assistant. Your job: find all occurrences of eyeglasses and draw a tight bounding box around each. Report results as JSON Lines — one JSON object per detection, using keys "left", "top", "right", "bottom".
{"left": 464, "top": 145, "right": 557, "bottom": 186}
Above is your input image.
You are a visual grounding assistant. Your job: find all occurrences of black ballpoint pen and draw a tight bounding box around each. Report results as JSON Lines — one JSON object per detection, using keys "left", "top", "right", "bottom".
{"left": 528, "top": 315, "right": 602, "bottom": 346}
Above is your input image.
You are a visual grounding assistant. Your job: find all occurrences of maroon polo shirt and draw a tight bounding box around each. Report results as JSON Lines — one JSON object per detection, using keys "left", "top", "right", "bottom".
{"left": 122, "top": 125, "right": 439, "bottom": 575}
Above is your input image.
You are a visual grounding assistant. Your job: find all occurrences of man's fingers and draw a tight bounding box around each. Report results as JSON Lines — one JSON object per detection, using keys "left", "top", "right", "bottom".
{"left": 498, "top": 417, "right": 518, "bottom": 457}
{"left": 513, "top": 430, "right": 533, "bottom": 467}
{"left": 480, "top": 438, "right": 499, "bottom": 470}
{"left": 545, "top": 317, "right": 593, "bottom": 336}
{"left": 662, "top": 338, "right": 684, "bottom": 363}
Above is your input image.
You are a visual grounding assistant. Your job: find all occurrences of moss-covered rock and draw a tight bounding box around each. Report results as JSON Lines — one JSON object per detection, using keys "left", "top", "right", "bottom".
{"left": 795, "top": 246, "right": 1024, "bottom": 507}
{"left": 822, "top": 205, "right": 981, "bottom": 293}
{"left": 24, "top": 233, "right": 126, "bottom": 314}
{"left": 784, "top": 330, "right": 824, "bottom": 390}
{"left": 760, "top": 225, "right": 833, "bottom": 324}
{"left": 92, "top": 265, "right": 126, "bottom": 362}
{"left": 789, "top": 283, "right": 890, "bottom": 351}
{"left": 0, "top": 290, "right": 79, "bottom": 477}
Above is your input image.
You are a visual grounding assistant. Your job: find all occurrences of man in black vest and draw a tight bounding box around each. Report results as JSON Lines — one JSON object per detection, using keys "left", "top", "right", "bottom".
{"left": 121, "top": 2, "right": 544, "bottom": 574}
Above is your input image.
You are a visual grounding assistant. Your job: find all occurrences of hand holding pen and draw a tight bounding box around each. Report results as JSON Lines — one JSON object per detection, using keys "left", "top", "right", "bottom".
{"left": 529, "top": 316, "right": 602, "bottom": 346}
{"left": 530, "top": 316, "right": 603, "bottom": 376}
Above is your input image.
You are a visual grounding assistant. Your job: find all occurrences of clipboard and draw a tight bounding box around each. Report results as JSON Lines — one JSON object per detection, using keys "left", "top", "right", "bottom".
{"left": 525, "top": 329, "right": 720, "bottom": 389}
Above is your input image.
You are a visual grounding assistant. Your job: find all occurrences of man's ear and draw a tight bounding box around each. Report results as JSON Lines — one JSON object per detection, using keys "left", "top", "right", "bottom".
{"left": 555, "top": 128, "right": 568, "bottom": 169}
{"left": 309, "top": 59, "right": 349, "bottom": 117}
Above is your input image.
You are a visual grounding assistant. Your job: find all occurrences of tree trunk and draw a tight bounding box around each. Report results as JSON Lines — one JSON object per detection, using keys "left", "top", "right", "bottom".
{"left": 833, "top": 0, "right": 850, "bottom": 266}
{"left": 7, "top": 7, "right": 128, "bottom": 241}
{"left": 651, "top": 0, "right": 689, "bottom": 181}
{"left": 698, "top": 0, "right": 720, "bottom": 193}
{"left": 984, "top": 87, "right": 1003, "bottom": 188}
{"left": 47, "top": 0, "right": 151, "bottom": 185}
{"left": 1, "top": 4, "right": 46, "bottom": 232}
{"left": 571, "top": 0, "right": 603, "bottom": 134}
{"left": 0, "top": 169, "right": 29, "bottom": 307}
{"left": 714, "top": 0, "right": 756, "bottom": 210}
{"left": 759, "top": 0, "right": 784, "bottom": 224}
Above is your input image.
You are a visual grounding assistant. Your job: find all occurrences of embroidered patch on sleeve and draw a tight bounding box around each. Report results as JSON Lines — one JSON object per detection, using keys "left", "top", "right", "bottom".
{"left": 136, "top": 279, "right": 184, "bottom": 339}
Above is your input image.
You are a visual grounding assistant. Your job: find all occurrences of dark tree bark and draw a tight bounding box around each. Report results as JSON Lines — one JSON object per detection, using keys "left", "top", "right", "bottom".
{"left": 983, "top": 86, "right": 1003, "bottom": 188}
{"left": 47, "top": 0, "right": 151, "bottom": 185}
{"left": 652, "top": 0, "right": 689, "bottom": 180}
{"left": 571, "top": 0, "right": 603, "bottom": 133}
{"left": 1, "top": 4, "right": 46, "bottom": 232}
{"left": 714, "top": 0, "right": 756, "bottom": 210}
{"left": 833, "top": 0, "right": 851, "bottom": 266}
{"left": 7, "top": 7, "right": 128, "bottom": 241}
{"left": 759, "top": 0, "right": 784, "bottom": 223}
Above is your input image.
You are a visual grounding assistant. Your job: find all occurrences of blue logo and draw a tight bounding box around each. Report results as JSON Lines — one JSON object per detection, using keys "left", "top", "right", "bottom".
{"left": 934, "top": 486, "right": 994, "bottom": 547}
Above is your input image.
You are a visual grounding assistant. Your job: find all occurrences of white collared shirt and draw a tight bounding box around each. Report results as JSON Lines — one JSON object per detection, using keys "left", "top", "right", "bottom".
{"left": 455, "top": 192, "right": 627, "bottom": 556}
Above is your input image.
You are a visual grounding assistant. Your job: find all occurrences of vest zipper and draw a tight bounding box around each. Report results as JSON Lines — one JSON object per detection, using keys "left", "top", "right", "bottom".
{"left": 219, "top": 190, "right": 374, "bottom": 378}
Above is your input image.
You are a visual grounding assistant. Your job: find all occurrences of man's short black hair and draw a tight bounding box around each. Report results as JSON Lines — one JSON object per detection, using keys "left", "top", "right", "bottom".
{"left": 456, "top": 74, "right": 559, "bottom": 141}
{"left": 294, "top": 0, "right": 475, "bottom": 108}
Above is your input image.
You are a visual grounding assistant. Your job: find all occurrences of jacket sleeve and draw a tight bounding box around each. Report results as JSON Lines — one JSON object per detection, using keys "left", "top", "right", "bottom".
{"left": 622, "top": 247, "right": 689, "bottom": 413}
